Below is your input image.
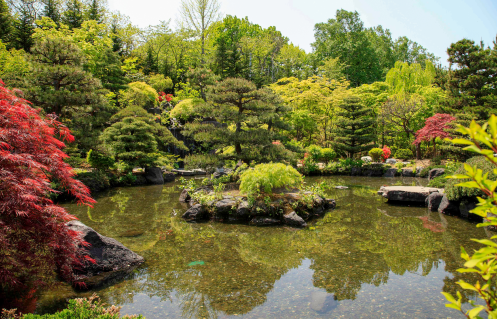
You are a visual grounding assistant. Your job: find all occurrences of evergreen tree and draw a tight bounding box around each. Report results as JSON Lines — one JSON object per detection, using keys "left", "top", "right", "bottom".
{"left": 86, "top": 0, "right": 104, "bottom": 23}
{"left": 11, "top": 8, "right": 34, "bottom": 51}
{"left": 62, "top": 0, "right": 84, "bottom": 29}
{"left": 332, "top": 96, "right": 375, "bottom": 158}
{"left": 0, "top": 0, "right": 12, "bottom": 46}
{"left": 183, "top": 77, "right": 288, "bottom": 162}
{"left": 42, "top": 0, "right": 61, "bottom": 25}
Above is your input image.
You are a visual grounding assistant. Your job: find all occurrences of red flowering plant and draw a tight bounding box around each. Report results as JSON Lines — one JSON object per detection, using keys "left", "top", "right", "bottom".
{"left": 381, "top": 146, "right": 391, "bottom": 162}
{"left": 0, "top": 81, "right": 95, "bottom": 297}
{"left": 157, "top": 92, "right": 173, "bottom": 103}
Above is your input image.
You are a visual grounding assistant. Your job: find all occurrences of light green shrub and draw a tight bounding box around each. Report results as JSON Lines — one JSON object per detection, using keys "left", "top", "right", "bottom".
{"left": 169, "top": 98, "right": 204, "bottom": 121}
{"left": 120, "top": 82, "right": 158, "bottom": 108}
{"left": 239, "top": 163, "right": 303, "bottom": 197}
{"left": 321, "top": 148, "right": 337, "bottom": 162}
{"left": 394, "top": 149, "right": 413, "bottom": 159}
{"left": 306, "top": 145, "right": 323, "bottom": 161}
{"left": 368, "top": 148, "right": 383, "bottom": 162}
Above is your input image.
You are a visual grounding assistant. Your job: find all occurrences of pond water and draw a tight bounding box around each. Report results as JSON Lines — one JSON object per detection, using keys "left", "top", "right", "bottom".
{"left": 36, "top": 176, "right": 490, "bottom": 318}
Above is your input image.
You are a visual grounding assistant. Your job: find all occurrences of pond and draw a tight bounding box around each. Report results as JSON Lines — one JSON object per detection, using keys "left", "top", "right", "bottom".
{"left": 36, "top": 176, "right": 488, "bottom": 318}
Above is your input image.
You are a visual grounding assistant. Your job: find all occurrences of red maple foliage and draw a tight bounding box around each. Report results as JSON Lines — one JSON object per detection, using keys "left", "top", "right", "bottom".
{"left": 414, "top": 114, "right": 456, "bottom": 156}
{"left": 0, "top": 81, "right": 95, "bottom": 296}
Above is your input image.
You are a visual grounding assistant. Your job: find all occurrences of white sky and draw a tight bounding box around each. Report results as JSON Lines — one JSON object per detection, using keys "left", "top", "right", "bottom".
{"left": 108, "top": 0, "right": 497, "bottom": 67}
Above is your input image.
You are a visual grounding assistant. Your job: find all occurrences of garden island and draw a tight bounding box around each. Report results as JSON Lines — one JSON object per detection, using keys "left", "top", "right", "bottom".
{"left": 1, "top": 0, "right": 496, "bottom": 318}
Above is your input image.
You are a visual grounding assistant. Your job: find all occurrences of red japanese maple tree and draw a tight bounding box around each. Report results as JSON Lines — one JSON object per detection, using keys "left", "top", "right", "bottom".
{"left": 0, "top": 81, "right": 95, "bottom": 296}
{"left": 414, "top": 113, "right": 456, "bottom": 156}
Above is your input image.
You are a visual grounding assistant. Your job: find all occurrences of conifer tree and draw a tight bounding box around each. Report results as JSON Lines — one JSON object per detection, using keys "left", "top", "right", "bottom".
{"left": 183, "top": 77, "right": 287, "bottom": 162}
{"left": 0, "top": 0, "right": 12, "bottom": 45}
{"left": 11, "top": 8, "right": 34, "bottom": 51}
{"left": 42, "top": 0, "right": 61, "bottom": 25}
{"left": 86, "top": 0, "right": 104, "bottom": 23}
{"left": 62, "top": 0, "right": 84, "bottom": 29}
{"left": 332, "top": 96, "right": 375, "bottom": 158}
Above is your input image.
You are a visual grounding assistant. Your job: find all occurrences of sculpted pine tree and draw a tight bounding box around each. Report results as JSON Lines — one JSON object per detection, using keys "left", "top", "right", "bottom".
{"left": 332, "top": 96, "right": 375, "bottom": 158}
{"left": 183, "top": 77, "right": 287, "bottom": 162}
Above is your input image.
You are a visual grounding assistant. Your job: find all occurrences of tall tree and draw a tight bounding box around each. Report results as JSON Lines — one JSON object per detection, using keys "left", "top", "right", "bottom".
{"left": 62, "top": 0, "right": 84, "bottom": 29}
{"left": 179, "top": 0, "right": 221, "bottom": 64}
{"left": 11, "top": 7, "right": 34, "bottom": 51}
{"left": 41, "top": 0, "right": 60, "bottom": 24}
{"left": 86, "top": 0, "right": 104, "bottom": 23}
{"left": 0, "top": 0, "right": 12, "bottom": 45}
{"left": 183, "top": 78, "right": 287, "bottom": 162}
{"left": 332, "top": 95, "right": 375, "bottom": 158}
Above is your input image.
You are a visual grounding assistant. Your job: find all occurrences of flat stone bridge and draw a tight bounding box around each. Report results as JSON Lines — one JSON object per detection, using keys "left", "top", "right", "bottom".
{"left": 377, "top": 186, "right": 444, "bottom": 203}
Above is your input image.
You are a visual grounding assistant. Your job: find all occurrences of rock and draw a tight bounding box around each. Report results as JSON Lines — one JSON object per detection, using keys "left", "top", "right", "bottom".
{"left": 386, "top": 158, "right": 397, "bottom": 164}
{"left": 361, "top": 156, "right": 372, "bottom": 163}
{"left": 163, "top": 172, "right": 175, "bottom": 183}
{"left": 379, "top": 186, "right": 443, "bottom": 203}
{"left": 249, "top": 217, "right": 281, "bottom": 226}
{"left": 179, "top": 189, "right": 191, "bottom": 203}
{"left": 236, "top": 201, "right": 252, "bottom": 219}
{"left": 172, "top": 169, "right": 196, "bottom": 176}
{"left": 310, "top": 291, "right": 339, "bottom": 314}
{"left": 144, "top": 167, "right": 164, "bottom": 185}
{"left": 182, "top": 204, "right": 208, "bottom": 221}
{"left": 215, "top": 199, "right": 237, "bottom": 215}
{"left": 438, "top": 195, "right": 460, "bottom": 216}
{"left": 429, "top": 168, "right": 445, "bottom": 180}
{"left": 132, "top": 174, "right": 148, "bottom": 186}
{"left": 401, "top": 169, "right": 415, "bottom": 177}
{"left": 426, "top": 192, "right": 444, "bottom": 211}
{"left": 212, "top": 171, "right": 227, "bottom": 179}
{"left": 335, "top": 186, "right": 348, "bottom": 190}
{"left": 66, "top": 221, "right": 144, "bottom": 289}
{"left": 324, "top": 199, "right": 336, "bottom": 209}
{"left": 459, "top": 201, "right": 478, "bottom": 219}
{"left": 351, "top": 167, "right": 362, "bottom": 176}
{"left": 283, "top": 211, "right": 307, "bottom": 228}
{"left": 192, "top": 169, "right": 207, "bottom": 175}
{"left": 383, "top": 168, "right": 398, "bottom": 177}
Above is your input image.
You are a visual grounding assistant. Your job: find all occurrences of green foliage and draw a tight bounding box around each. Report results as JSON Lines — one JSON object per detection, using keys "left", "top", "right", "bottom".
{"left": 184, "top": 154, "right": 223, "bottom": 172}
{"left": 442, "top": 115, "right": 497, "bottom": 318}
{"left": 427, "top": 175, "right": 447, "bottom": 188}
{"left": 418, "top": 165, "right": 445, "bottom": 178}
{"left": 86, "top": 149, "right": 115, "bottom": 171}
{"left": 306, "top": 145, "right": 322, "bottom": 161}
{"left": 148, "top": 73, "right": 173, "bottom": 93}
{"left": 75, "top": 170, "right": 110, "bottom": 194}
{"left": 432, "top": 155, "right": 443, "bottom": 165}
{"left": 445, "top": 156, "right": 497, "bottom": 201}
{"left": 7, "top": 294, "right": 144, "bottom": 318}
{"left": 369, "top": 148, "right": 384, "bottom": 162}
{"left": 169, "top": 98, "right": 204, "bottom": 121}
{"left": 321, "top": 148, "right": 337, "bottom": 162}
{"left": 120, "top": 82, "right": 158, "bottom": 109}
{"left": 239, "top": 163, "right": 303, "bottom": 197}
{"left": 394, "top": 149, "right": 414, "bottom": 159}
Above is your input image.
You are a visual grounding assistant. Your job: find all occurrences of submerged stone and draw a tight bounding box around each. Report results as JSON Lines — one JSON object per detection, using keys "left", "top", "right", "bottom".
{"left": 283, "top": 211, "right": 307, "bottom": 228}
{"left": 249, "top": 216, "right": 281, "bottom": 226}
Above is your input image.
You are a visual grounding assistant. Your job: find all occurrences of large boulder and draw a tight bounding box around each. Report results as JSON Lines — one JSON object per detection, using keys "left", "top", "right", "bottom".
{"left": 283, "top": 211, "right": 307, "bottom": 228}
{"left": 361, "top": 156, "right": 372, "bottom": 163}
{"left": 215, "top": 198, "right": 238, "bottom": 215}
{"left": 236, "top": 201, "right": 252, "bottom": 219}
{"left": 386, "top": 158, "right": 397, "bottom": 164}
{"left": 182, "top": 204, "right": 208, "bottom": 221}
{"left": 438, "top": 195, "right": 460, "bottom": 216}
{"left": 324, "top": 199, "right": 336, "bottom": 209}
{"left": 67, "top": 221, "right": 144, "bottom": 289}
{"left": 379, "top": 186, "right": 443, "bottom": 203}
{"left": 426, "top": 192, "right": 444, "bottom": 212}
{"left": 163, "top": 172, "right": 175, "bottom": 183}
{"left": 401, "top": 169, "right": 415, "bottom": 177}
{"left": 459, "top": 201, "right": 478, "bottom": 219}
{"left": 383, "top": 168, "right": 397, "bottom": 177}
{"left": 429, "top": 168, "right": 445, "bottom": 180}
{"left": 144, "top": 167, "right": 164, "bottom": 185}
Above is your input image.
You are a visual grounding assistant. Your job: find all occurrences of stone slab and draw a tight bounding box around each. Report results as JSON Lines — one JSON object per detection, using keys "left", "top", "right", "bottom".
{"left": 377, "top": 186, "right": 444, "bottom": 203}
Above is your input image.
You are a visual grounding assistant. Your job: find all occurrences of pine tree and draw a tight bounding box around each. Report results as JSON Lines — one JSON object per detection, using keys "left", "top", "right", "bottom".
{"left": 42, "top": 0, "right": 61, "bottom": 25}
{"left": 332, "top": 96, "right": 376, "bottom": 158}
{"left": 62, "top": 0, "right": 84, "bottom": 29}
{"left": 183, "top": 77, "right": 288, "bottom": 162}
{"left": 86, "top": 0, "right": 104, "bottom": 23}
{"left": 11, "top": 8, "right": 34, "bottom": 51}
{"left": 0, "top": 0, "right": 12, "bottom": 45}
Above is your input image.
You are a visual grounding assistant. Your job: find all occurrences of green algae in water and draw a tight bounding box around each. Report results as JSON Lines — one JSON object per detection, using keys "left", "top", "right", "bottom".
{"left": 34, "top": 176, "right": 491, "bottom": 318}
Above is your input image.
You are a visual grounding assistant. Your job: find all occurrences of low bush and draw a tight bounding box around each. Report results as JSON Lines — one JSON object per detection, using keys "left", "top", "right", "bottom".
{"left": 306, "top": 145, "right": 322, "bottom": 162}
{"left": 239, "top": 163, "right": 303, "bottom": 197}
{"left": 75, "top": 170, "right": 111, "bottom": 194}
{"left": 86, "top": 149, "right": 115, "bottom": 171}
{"left": 445, "top": 156, "right": 497, "bottom": 201}
{"left": 2, "top": 294, "right": 144, "bottom": 318}
{"left": 428, "top": 175, "right": 448, "bottom": 188}
{"left": 431, "top": 155, "right": 443, "bottom": 165}
{"left": 368, "top": 148, "right": 383, "bottom": 162}
{"left": 394, "top": 149, "right": 413, "bottom": 159}
{"left": 169, "top": 98, "right": 204, "bottom": 121}
{"left": 321, "top": 148, "right": 337, "bottom": 162}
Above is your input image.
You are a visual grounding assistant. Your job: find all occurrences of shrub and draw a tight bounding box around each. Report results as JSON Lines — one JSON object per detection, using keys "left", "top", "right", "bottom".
{"left": 86, "top": 149, "right": 115, "bottom": 171}
{"left": 120, "top": 81, "right": 158, "bottom": 109}
{"left": 306, "top": 145, "right": 323, "bottom": 162}
{"left": 321, "top": 148, "right": 337, "bottom": 162}
{"left": 428, "top": 175, "right": 448, "bottom": 188}
{"left": 6, "top": 294, "right": 144, "bottom": 318}
{"left": 184, "top": 154, "right": 222, "bottom": 173}
{"left": 76, "top": 170, "right": 111, "bottom": 194}
{"left": 394, "top": 149, "right": 413, "bottom": 159}
{"left": 323, "top": 161, "right": 340, "bottom": 174}
{"left": 431, "top": 155, "right": 443, "bottom": 165}
{"left": 169, "top": 98, "right": 204, "bottom": 121}
{"left": 283, "top": 139, "right": 305, "bottom": 154}
{"left": 239, "top": 163, "right": 303, "bottom": 197}
{"left": 445, "top": 156, "right": 497, "bottom": 201}
{"left": 381, "top": 145, "right": 391, "bottom": 162}
{"left": 368, "top": 148, "right": 383, "bottom": 162}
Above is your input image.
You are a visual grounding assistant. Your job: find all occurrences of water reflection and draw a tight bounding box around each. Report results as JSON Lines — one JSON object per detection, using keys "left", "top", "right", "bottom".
{"left": 36, "top": 176, "right": 490, "bottom": 318}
